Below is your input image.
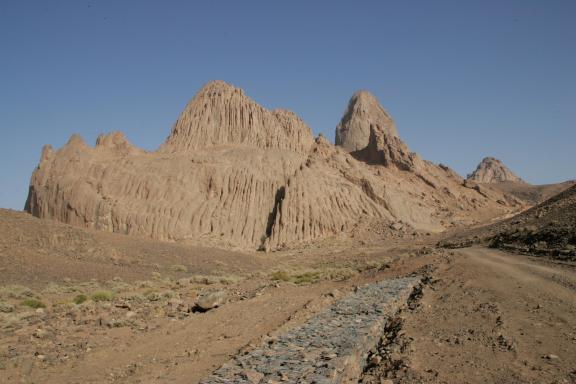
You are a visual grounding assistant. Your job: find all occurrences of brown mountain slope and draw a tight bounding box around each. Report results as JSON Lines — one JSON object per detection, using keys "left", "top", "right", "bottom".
{"left": 489, "top": 179, "right": 576, "bottom": 205}
{"left": 489, "top": 184, "right": 576, "bottom": 258}
{"left": 25, "top": 81, "right": 521, "bottom": 250}
{"left": 0, "top": 208, "right": 264, "bottom": 287}
{"left": 440, "top": 184, "right": 576, "bottom": 260}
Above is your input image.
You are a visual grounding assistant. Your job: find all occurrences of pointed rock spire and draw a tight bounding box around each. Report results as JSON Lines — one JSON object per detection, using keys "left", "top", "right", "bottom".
{"left": 335, "top": 90, "right": 418, "bottom": 171}
{"left": 335, "top": 91, "right": 398, "bottom": 152}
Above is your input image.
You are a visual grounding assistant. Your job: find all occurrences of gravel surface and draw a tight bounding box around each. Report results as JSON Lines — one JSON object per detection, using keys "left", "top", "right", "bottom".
{"left": 200, "top": 276, "right": 420, "bottom": 383}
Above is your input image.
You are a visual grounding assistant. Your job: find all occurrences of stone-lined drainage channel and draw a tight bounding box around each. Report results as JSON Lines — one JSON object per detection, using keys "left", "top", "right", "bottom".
{"left": 199, "top": 276, "right": 421, "bottom": 384}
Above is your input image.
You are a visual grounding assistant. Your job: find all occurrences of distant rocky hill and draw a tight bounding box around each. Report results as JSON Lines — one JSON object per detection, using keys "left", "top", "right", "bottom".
{"left": 489, "top": 180, "right": 576, "bottom": 205}
{"left": 466, "top": 157, "right": 575, "bottom": 205}
{"left": 25, "top": 81, "right": 521, "bottom": 250}
{"left": 439, "top": 183, "right": 576, "bottom": 260}
{"left": 467, "top": 157, "right": 524, "bottom": 183}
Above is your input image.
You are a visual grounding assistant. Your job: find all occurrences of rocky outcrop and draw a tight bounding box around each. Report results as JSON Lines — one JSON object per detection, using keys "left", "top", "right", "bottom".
{"left": 335, "top": 91, "right": 420, "bottom": 171}
{"left": 467, "top": 157, "right": 524, "bottom": 183}
{"left": 335, "top": 91, "right": 398, "bottom": 152}
{"left": 25, "top": 81, "right": 521, "bottom": 250}
{"left": 489, "top": 185, "right": 576, "bottom": 259}
{"left": 161, "top": 80, "right": 314, "bottom": 154}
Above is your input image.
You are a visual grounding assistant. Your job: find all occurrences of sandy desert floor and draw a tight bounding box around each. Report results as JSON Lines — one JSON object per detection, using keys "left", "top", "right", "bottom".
{"left": 1, "top": 226, "right": 575, "bottom": 384}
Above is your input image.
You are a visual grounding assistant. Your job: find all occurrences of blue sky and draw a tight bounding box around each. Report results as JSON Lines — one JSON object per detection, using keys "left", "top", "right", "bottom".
{"left": 1, "top": 0, "right": 575, "bottom": 210}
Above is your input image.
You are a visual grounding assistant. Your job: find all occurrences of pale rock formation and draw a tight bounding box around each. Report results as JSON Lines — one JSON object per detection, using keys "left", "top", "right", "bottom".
{"left": 25, "top": 80, "right": 521, "bottom": 250}
{"left": 335, "top": 91, "right": 397, "bottom": 152}
{"left": 335, "top": 91, "right": 419, "bottom": 171}
{"left": 162, "top": 80, "right": 314, "bottom": 154}
{"left": 467, "top": 157, "right": 524, "bottom": 183}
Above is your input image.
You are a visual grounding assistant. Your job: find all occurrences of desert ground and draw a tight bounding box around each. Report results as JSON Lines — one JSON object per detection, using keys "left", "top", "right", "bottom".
{"left": 1, "top": 207, "right": 575, "bottom": 383}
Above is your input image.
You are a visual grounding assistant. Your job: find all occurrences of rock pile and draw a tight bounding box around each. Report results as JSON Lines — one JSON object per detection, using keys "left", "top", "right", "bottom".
{"left": 200, "top": 277, "right": 420, "bottom": 383}
{"left": 489, "top": 185, "right": 576, "bottom": 260}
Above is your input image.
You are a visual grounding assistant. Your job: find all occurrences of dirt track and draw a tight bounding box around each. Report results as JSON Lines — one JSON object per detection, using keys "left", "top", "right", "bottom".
{"left": 400, "top": 247, "right": 576, "bottom": 383}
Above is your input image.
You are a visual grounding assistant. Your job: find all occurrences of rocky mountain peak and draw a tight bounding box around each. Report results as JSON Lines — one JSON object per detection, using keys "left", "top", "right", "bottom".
{"left": 161, "top": 80, "right": 314, "bottom": 154}
{"left": 335, "top": 90, "right": 398, "bottom": 152}
{"left": 467, "top": 157, "right": 524, "bottom": 183}
{"left": 335, "top": 90, "right": 419, "bottom": 171}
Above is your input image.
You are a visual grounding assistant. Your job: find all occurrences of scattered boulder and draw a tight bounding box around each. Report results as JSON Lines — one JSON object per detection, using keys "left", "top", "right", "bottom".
{"left": 0, "top": 302, "right": 14, "bottom": 313}
{"left": 194, "top": 290, "right": 228, "bottom": 312}
{"left": 240, "top": 369, "right": 264, "bottom": 383}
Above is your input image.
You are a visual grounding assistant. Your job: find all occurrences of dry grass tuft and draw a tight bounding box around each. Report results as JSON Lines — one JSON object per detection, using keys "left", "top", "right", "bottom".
{"left": 21, "top": 298, "right": 46, "bottom": 309}
{"left": 91, "top": 291, "right": 114, "bottom": 302}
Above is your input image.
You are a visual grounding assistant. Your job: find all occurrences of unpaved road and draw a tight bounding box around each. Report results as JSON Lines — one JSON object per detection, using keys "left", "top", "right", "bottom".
{"left": 401, "top": 247, "right": 576, "bottom": 383}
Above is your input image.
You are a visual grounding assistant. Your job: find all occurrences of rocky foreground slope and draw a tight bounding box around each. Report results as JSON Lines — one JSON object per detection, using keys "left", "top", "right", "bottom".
{"left": 25, "top": 81, "right": 521, "bottom": 250}
{"left": 439, "top": 184, "right": 576, "bottom": 260}
{"left": 489, "top": 184, "right": 576, "bottom": 259}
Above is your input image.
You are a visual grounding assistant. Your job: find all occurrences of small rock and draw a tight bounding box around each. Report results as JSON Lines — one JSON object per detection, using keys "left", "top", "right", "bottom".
{"left": 389, "top": 352, "right": 403, "bottom": 361}
{"left": 369, "top": 354, "right": 382, "bottom": 365}
{"left": 0, "top": 302, "right": 14, "bottom": 313}
{"left": 321, "top": 352, "right": 338, "bottom": 360}
{"left": 326, "top": 289, "right": 341, "bottom": 298}
{"left": 115, "top": 301, "right": 131, "bottom": 309}
{"left": 240, "top": 369, "right": 263, "bottom": 383}
{"left": 146, "top": 292, "right": 161, "bottom": 302}
{"left": 168, "top": 298, "right": 183, "bottom": 308}
{"left": 33, "top": 328, "right": 48, "bottom": 339}
{"left": 545, "top": 354, "right": 560, "bottom": 360}
{"left": 195, "top": 290, "right": 227, "bottom": 311}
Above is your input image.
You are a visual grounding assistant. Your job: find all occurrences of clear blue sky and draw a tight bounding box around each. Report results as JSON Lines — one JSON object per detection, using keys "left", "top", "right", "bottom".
{"left": 1, "top": 1, "right": 575, "bottom": 210}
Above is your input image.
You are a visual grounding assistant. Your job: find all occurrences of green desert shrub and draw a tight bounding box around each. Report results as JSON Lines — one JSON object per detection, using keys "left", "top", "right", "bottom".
{"left": 1, "top": 285, "right": 35, "bottom": 300}
{"left": 144, "top": 291, "right": 161, "bottom": 301}
{"left": 21, "top": 298, "right": 46, "bottom": 309}
{"left": 270, "top": 270, "right": 291, "bottom": 282}
{"left": 91, "top": 291, "right": 114, "bottom": 302}
{"left": 170, "top": 264, "right": 188, "bottom": 273}
{"left": 73, "top": 294, "right": 87, "bottom": 305}
{"left": 292, "top": 272, "right": 322, "bottom": 285}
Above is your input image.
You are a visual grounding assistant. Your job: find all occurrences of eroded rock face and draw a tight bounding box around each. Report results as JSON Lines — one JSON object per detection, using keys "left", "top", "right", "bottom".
{"left": 25, "top": 81, "right": 521, "bottom": 250}
{"left": 161, "top": 80, "right": 314, "bottom": 154}
{"left": 335, "top": 91, "right": 419, "bottom": 171}
{"left": 467, "top": 157, "right": 524, "bottom": 183}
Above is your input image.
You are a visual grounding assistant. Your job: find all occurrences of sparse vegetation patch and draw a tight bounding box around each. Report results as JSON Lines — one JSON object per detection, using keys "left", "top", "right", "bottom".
{"left": 22, "top": 298, "right": 46, "bottom": 309}
{"left": 91, "top": 291, "right": 114, "bottom": 302}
